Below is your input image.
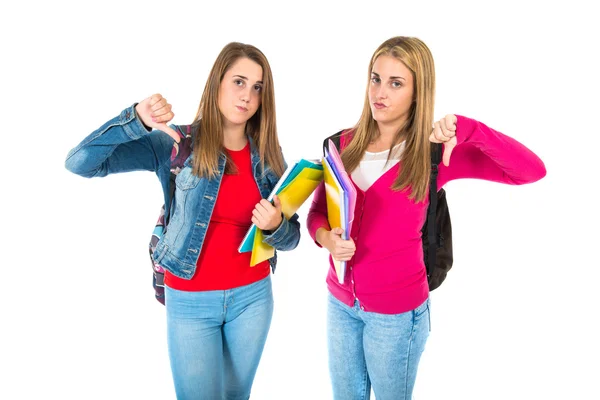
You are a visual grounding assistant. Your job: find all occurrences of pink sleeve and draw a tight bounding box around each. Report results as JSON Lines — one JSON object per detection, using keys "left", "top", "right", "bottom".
{"left": 437, "top": 115, "right": 547, "bottom": 187}
{"left": 307, "top": 181, "right": 330, "bottom": 247}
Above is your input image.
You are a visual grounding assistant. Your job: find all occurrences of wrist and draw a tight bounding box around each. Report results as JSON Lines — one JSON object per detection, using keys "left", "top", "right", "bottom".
{"left": 134, "top": 104, "right": 151, "bottom": 131}
{"left": 264, "top": 213, "right": 284, "bottom": 234}
{"left": 316, "top": 227, "right": 330, "bottom": 250}
{"left": 273, "top": 213, "right": 284, "bottom": 230}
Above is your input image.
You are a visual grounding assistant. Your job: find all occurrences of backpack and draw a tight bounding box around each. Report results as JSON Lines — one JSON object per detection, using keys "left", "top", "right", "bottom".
{"left": 323, "top": 130, "right": 453, "bottom": 291}
{"left": 149, "top": 124, "right": 194, "bottom": 305}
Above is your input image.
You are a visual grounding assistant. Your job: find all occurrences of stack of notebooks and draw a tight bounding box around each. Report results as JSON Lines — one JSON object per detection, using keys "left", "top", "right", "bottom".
{"left": 238, "top": 141, "right": 357, "bottom": 284}
{"left": 322, "top": 139, "right": 357, "bottom": 283}
{"left": 238, "top": 159, "right": 324, "bottom": 266}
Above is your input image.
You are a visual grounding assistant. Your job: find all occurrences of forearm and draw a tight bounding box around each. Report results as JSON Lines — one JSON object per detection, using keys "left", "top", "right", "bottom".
{"left": 65, "top": 105, "right": 173, "bottom": 178}
{"left": 307, "top": 182, "right": 331, "bottom": 244}
{"left": 315, "top": 227, "right": 331, "bottom": 249}
{"left": 441, "top": 115, "right": 547, "bottom": 185}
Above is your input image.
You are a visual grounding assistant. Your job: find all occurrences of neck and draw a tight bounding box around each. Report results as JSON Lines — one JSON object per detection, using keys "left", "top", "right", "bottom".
{"left": 223, "top": 123, "right": 248, "bottom": 151}
{"left": 374, "top": 119, "right": 406, "bottom": 147}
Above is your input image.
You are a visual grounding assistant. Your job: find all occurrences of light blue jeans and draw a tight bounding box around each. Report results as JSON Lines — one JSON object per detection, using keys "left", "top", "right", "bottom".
{"left": 165, "top": 276, "right": 274, "bottom": 400}
{"left": 327, "top": 292, "right": 430, "bottom": 400}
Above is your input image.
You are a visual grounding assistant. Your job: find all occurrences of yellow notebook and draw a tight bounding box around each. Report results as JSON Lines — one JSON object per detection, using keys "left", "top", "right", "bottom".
{"left": 245, "top": 163, "right": 324, "bottom": 266}
{"left": 322, "top": 157, "right": 347, "bottom": 283}
{"left": 250, "top": 229, "right": 275, "bottom": 267}
{"left": 277, "top": 167, "right": 324, "bottom": 217}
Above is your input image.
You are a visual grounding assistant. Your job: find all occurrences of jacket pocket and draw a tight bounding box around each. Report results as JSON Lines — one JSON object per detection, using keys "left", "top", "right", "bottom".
{"left": 175, "top": 166, "right": 201, "bottom": 190}
{"left": 153, "top": 241, "right": 168, "bottom": 263}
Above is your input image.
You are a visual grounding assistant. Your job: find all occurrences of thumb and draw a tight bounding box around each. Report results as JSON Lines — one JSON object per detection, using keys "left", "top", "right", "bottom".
{"left": 157, "top": 123, "right": 181, "bottom": 143}
{"left": 332, "top": 227, "right": 344, "bottom": 236}
{"left": 272, "top": 194, "right": 282, "bottom": 211}
{"left": 442, "top": 139, "right": 456, "bottom": 167}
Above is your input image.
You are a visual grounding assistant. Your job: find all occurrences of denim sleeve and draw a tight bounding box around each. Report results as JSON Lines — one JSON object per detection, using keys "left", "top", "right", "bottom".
{"left": 64, "top": 104, "right": 174, "bottom": 178}
{"left": 262, "top": 156, "right": 301, "bottom": 251}
{"left": 262, "top": 212, "right": 301, "bottom": 251}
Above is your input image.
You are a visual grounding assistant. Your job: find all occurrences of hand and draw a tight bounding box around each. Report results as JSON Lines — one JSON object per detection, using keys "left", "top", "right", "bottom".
{"left": 317, "top": 227, "right": 356, "bottom": 262}
{"left": 135, "top": 94, "right": 180, "bottom": 143}
{"left": 252, "top": 195, "right": 284, "bottom": 232}
{"left": 429, "top": 114, "right": 457, "bottom": 166}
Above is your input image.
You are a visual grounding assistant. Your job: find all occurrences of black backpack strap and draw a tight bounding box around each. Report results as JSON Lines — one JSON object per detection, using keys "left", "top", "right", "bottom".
{"left": 426, "top": 143, "right": 442, "bottom": 280}
{"left": 322, "top": 130, "right": 345, "bottom": 156}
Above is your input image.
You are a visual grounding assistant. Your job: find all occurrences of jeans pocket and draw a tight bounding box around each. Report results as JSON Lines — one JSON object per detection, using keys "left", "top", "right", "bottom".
{"left": 413, "top": 298, "right": 429, "bottom": 320}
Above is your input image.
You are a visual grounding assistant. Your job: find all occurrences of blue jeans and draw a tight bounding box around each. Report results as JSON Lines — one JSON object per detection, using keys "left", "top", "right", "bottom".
{"left": 165, "top": 276, "right": 274, "bottom": 400}
{"left": 327, "top": 293, "right": 430, "bottom": 400}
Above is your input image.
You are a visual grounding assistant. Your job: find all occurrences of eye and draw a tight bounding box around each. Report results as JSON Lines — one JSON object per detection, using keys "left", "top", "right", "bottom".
{"left": 234, "top": 79, "right": 245, "bottom": 87}
{"left": 391, "top": 81, "right": 403, "bottom": 88}
{"left": 371, "top": 76, "right": 381, "bottom": 84}
{"left": 253, "top": 84, "right": 263, "bottom": 92}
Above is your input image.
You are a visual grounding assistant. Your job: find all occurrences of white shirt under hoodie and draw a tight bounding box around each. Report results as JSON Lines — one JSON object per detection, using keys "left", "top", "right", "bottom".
{"left": 351, "top": 142, "right": 405, "bottom": 191}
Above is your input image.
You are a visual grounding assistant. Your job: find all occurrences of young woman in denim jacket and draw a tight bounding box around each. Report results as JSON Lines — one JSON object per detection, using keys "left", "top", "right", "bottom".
{"left": 307, "top": 36, "right": 546, "bottom": 399}
{"left": 66, "top": 42, "right": 300, "bottom": 399}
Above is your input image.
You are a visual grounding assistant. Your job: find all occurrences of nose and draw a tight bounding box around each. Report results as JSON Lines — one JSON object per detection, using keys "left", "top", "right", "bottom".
{"left": 376, "top": 85, "right": 388, "bottom": 101}
{"left": 240, "top": 86, "right": 252, "bottom": 103}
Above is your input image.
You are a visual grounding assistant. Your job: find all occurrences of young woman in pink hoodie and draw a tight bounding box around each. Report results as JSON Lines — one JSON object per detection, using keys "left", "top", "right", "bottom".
{"left": 307, "top": 36, "right": 546, "bottom": 400}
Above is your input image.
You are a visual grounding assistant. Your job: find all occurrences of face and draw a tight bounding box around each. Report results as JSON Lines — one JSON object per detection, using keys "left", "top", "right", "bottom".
{"left": 218, "top": 57, "right": 264, "bottom": 129}
{"left": 369, "top": 55, "right": 415, "bottom": 129}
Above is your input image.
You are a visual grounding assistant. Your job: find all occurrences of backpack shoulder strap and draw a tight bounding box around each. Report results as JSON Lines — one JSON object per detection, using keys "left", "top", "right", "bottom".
{"left": 170, "top": 124, "right": 194, "bottom": 168}
{"left": 430, "top": 142, "right": 442, "bottom": 166}
{"left": 426, "top": 142, "right": 443, "bottom": 280}
{"left": 322, "top": 130, "right": 345, "bottom": 156}
{"left": 164, "top": 124, "right": 194, "bottom": 225}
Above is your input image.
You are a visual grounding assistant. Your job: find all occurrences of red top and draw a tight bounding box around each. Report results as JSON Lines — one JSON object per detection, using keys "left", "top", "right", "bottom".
{"left": 307, "top": 115, "right": 547, "bottom": 314}
{"left": 164, "top": 142, "right": 270, "bottom": 291}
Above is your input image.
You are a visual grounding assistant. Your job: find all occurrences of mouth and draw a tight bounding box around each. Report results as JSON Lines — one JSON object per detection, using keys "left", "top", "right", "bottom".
{"left": 373, "top": 103, "right": 386, "bottom": 110}
{"left": 236, "top": 106, "right": 248, "bottom": 112}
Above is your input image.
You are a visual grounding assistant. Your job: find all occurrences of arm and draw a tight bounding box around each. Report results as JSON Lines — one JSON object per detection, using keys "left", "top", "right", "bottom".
{"left": 65, "top": 94, "right": 179, "bottom": 178}
{"left": 307, "top": 180, "right": 356, "bottom": 260}
{"left": 306, "top": 181, "right": 330, "bottom": 246}
{"left": 437, "top": 115, "right": 547, "bottom": 187}
{"left": 262, "top": 207, "right": 301, "bottom": 251}
{"left": 253, "top": 158, "right": 301, "bottom": 252}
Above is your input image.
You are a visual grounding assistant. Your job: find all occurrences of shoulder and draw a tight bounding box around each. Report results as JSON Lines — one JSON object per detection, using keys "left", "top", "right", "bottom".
{"left": 322, "top": 129, "right": 353, "bottom": 152}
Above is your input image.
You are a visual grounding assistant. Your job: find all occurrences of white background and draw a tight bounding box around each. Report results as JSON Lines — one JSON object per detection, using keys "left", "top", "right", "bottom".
{"left": 2, "top": 0, "right": 598, "bottom": 399}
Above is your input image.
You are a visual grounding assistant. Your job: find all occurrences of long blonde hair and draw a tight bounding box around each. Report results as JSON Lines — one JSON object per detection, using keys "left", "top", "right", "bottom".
{"left": 341, "top": 36, "right": 435, "bottom": 202}
{"left": 191, "top": 42, "right": 284, "bottom": 178}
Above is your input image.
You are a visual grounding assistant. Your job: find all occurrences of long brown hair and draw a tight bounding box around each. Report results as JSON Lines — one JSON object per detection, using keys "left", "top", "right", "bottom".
{"left": 341, "top": 36, "right": 435, "bottom": 202}
{"left": 191, "top": 42, "right": 284, "bottom": 178}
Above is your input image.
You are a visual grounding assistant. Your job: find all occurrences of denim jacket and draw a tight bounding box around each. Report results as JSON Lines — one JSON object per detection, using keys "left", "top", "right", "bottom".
{"left": 65, "top": 104, "right": 301, "bottom": 279}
